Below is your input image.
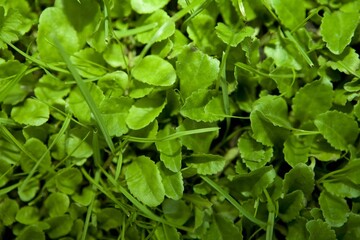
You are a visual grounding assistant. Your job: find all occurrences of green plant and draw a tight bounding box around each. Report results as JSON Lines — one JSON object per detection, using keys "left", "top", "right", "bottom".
{"left": 1, "top": 0, "right": 360, "bottom": 239}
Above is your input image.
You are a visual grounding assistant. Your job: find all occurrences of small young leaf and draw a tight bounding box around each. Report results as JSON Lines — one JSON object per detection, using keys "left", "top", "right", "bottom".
{"left": 126, "top": 94, "right": 166, "bottom": 130}
{"left": 314, "top": 111, "right": 359, "bottom": 151}
{"left": 125, "top": 156, "right": 165, "bottom": 207}
{"left": 132, "top": 55, "right": 176, "bottom": 86}
{"left": 11, "top": 98, "right": 50, "bottom": 126}
{"left": 319, "top": 191, "right": 350, "bottom": 227}
{"left": 320, "top": 10, "right": 360, "bottom": 55}
{"left": 19, "top": 138, "right": 51, "bottom": 173}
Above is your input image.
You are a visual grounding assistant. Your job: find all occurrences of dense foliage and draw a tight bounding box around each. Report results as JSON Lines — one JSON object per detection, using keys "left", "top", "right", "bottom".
{"left": 1, "top": 0, "right": 360, "bottom": 239}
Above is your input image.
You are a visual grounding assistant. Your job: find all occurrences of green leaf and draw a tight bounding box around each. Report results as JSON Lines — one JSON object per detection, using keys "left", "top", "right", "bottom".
{"left": 270, "top": 0, "right": 305, "bottom": 29}
{"left": 11, "top": 99, "right": 50, "bottom": 126}
{"left": 185, "top": 154, "right": 227, "bottom": 175}
{"left": 100, "top": 97, "right": 133, "bottom": 137}
{"left": 126, "top": 94, "right": 167, "bottom": 130}
{"left": 136, "top": 10, "right": 175, "bottom": 43}
{"left": 15, "top": 206, "right": 40, "bottom": 225}
{"left": 238, "top": 131, "right": 273, "bottom": 170}
{"left": 56, "top": 168, "right": 83, "bottom": 195}
{"left": 320, "top": 10, "right": 360, "bottom": 55}
{"left": 67, "top": 83, "right": 105, "bottom": 124}
{"left": 314, "top": 110, "right": 359, "bottom": 151}
{"left": 156, "top": 125, "right": 182, "bottom": 172}
{"left": 338, "top": 213, "right": 360, "bottom": 240}
{"left": 65, "top": 127, "right": 93, "bottom": 159}
{"left": 131, "top": 0, "right": 169, "bottom": 13}
{"left": 34, "top": 74, "right": 70, "bottom": 105}
{"left": 319, "top": 191, "right": 350, "bottom": 227}
{"left": 57, "top": 0, "right": 101, "bottom": 45}
{"left": 250, "top": 95, "right": 291, "bottom": 146}
{"left": 97, "top": 208, "right": 123, "bottom": 231}
{"left": 329, "top": 48, "right": 360, "bottom": 76}
{"left": 125, "top": 156, "right": 165, "bottom": 207}
{"left": 306, "top": 219, "right": 336, "bottom": 240}
{"left": 17, "top": 226, "right": 45, "bottom": 240}
{"left": 279, "top": 190, "right": 306, "bottom": 222}
{"left": 44, "top": 192, "right": 70, "bottom": 217}
{"left": 0, "top": 7, "right": 32, "bottom": 48}
{"left": 292, "top": 80, "right": 333, "bottom": 122}
{"left": 283, "top": 163, "right": 315, "bottom": 200}
{"left": 70, "top": 48, "right": 107, "bottom": 78}
{"left": 155, "top": 224, "right": 180, "bottom": 240}
{"left": 205, "top": 214, "right": 242, "bottom": 240}
{"left": 72, "top": 186, "right": 95, "bottom": 206}
{"left": 180, "top": 89, "right": 220, "bottom": 122}
{"left": 19, "top": 138, "right": 51, "bottom": 174}
{"left": 0, "top": 198, "right": 19, "bottom": 226}
{"left": 18, "top": 179, "right": 40, "bottom": 202}
{"left": 37, "top": 7, "right": 79, "bottom": 62}
{"left": 283, "top": 135, "right": 313, "bottom": 167}
{"left": 287, "top": 217, "right": 308, "bottom": 240}
{"left": 228, "top": 166, "right": 276, "bottom": 197}
{"left": 215, "top": 23, "right": 255, "bottom": 47}
{"left": 132, "top": 55, "right": 176, "bottom": 86}
{"left": 45, "top": 215, "right": 73, "bottom": 239}
{"left": 177, "top": 119, "right": 218, "bottom": 153}
{"left": 176, "top": 45, "right": 220, "bottom": 98}
{"left": 162, "top": 199, "right": 191, "bottom": 226}
{"left": 323, "top": 180, "right": 360, "bottom": 198}
{"left": 157, "top": 162, "right": 184, "bottom": 200}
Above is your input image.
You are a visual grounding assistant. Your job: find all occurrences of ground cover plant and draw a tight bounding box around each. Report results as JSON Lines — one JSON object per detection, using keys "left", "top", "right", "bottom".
{"left": 0, "top": 0, "right": 360, "bottom": 239}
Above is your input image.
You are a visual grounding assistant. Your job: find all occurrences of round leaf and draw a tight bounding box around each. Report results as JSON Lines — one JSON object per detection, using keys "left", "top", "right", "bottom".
{"left": 11, "top": 98, "right": 50, "bottom": 126}
{"left": 314, "top": 111, "right": 359, "bottom": 151}
{"left": 125, "top": 156, "right": 165, "bottom": 207}
{"left": 56, "top": 168, "right": 83, "bottom": 195}
{"left": 132, "top": 55, "right": 176, "bottom": 86}
{"left": 16, "top": 206, "right": 40, "bottom": 225}
{"left": 126, "top": 94, "right": 166, "bottom": 130}
{"left": 44, "top": 192, "right": 70, "bottom": 217}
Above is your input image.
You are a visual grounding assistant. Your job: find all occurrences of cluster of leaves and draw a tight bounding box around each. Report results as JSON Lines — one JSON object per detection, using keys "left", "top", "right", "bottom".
{"left": 1, "top": 0, "right": 360, "bottom": 239}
